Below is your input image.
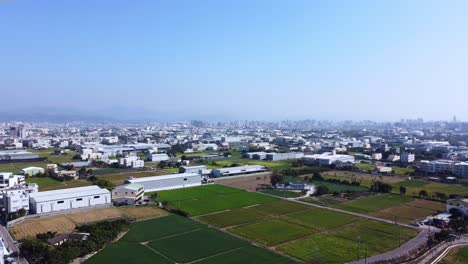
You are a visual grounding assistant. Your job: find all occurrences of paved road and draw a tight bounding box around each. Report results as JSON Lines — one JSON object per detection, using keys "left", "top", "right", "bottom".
{"left": 416, "top": 237, "right": 468, "bottom": 264}
{"left": 0, "top": 224, "right": 29, "bottom": 264}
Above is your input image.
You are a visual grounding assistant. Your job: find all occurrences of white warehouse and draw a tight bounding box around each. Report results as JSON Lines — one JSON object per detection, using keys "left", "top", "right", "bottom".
{"left": 29, "top": 185, "right": 111, "bottom": 214}
{"left": 125, "top": 173, "right": 203, "bottom": 192}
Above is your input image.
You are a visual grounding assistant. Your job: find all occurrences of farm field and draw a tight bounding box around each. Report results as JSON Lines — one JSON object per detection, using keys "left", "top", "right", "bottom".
{"left": 155, "top": 184, "right": 278, "bottom": 216}
{"left": 440, "top": 246, "right": 468, "bottom": 264}
{"left": 300, "top": 196, "right": 346, "bottom": 207}
{"left": 260, "top": 189, "right": 304, "bottom": 198}
{"left": 86, "top": 215, "right": 296, "bottom": 264}
{"left": 195, "top": 195, "right": 418, "bottom": 264}
{"left": 333, "top": 194, "right": 415, "bottom": 214}
{"left": 10, "top": 206, "right": 167, "bottom": 240}
{"left": 333, "top": 194, "right": 445, "bottom": 224}
{"left": 400, "top": 179, "right": 468, "bottom": 196}
{"left": 355, "top": 163, "right": 376, "bottom": 171}
{"left": 29, "top": 179, "right": 92, "bottom": 191}
{"left": 97, "top": 170, "right": 168, "bottom": 185}
{"left": 311, "top": 180, "right": 368, "bottom": 193}
{"left": 117, "top": 206, "right": 168, "bottom": 221}
{"left": 0, "top": 161, "right": 48, "bottom": 174}
{"left": 29, "top": 148, "right": 79, "bottom": 164}
{"left": 215, "top": 174, "right": 272, "bottom": 191}
{"left": 278, "top": 219, "right": 418, "bottom": 263}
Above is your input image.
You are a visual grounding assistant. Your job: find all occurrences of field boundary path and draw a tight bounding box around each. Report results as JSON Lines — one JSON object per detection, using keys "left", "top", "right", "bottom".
{"left": 411, "top": 237, "right": 468, "bottom": 264}
{"left": 349, "top": 229, "right": 429, "bottom": 264}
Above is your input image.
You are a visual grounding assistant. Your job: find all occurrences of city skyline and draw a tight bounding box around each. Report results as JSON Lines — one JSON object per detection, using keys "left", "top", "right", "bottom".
{"left": 1, "top": 0, "right": 468, "bottom": 121}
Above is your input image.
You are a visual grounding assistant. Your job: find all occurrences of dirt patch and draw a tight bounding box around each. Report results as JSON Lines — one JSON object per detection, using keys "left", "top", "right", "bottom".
{"left": 117, "top": 206, "right": 168, "bottom": 221}
{"left": 215, "top": 173, "right": 272, "bottom": 191}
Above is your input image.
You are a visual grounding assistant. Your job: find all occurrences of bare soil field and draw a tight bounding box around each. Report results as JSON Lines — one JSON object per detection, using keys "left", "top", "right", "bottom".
{"left": 69, "top": 208, "right": 127, "bottom": 225}
{"left": 405, "top": 199, "right": 446, "bottom": 211}
{"left": 9, "top": 206, "right": 172, "bottom": 240}
{"left": 215, "top": 173, "right": 272, "bottom": 191}
{"left": 10, "top": 215, "right": 76, "bottom": 240}
{"left": 117, "top": 206, "right": 168, "bottom": 221}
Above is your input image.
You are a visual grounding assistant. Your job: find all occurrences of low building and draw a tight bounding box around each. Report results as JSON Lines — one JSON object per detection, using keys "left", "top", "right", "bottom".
{"left": 20, "top": 167, "right": 45, "bottom": 177}
{"left": 112, "top": 183, "right": 144, "bottom": 205}
{"left": 179, "top": 165, "right": 207, "bottom": 175}
{"left": 372, "top": 153, "right": 383, "bottom": 160}
{"left": 303, "top": 153, "right": 355, "bottom": 166}
{"left": 125, "top": 173, "right": 203, "bottom": 192}
{"left": 376, "top": 166, "right": 392, "bottom": 174}
{"left": 401, "top": 152, "right": 415, "bottom": 163}
{"left": 29, "top": 186, "right": 111, "bottom": 214}
{"left": 0, "top": 173, "right": 25, "bottom": 189}
{"left": 47, "top": 233, "right": 89, "bottom": 246}
{"left": 211, "top": 165, "right": 268, "bottom": 178}
{"left": 2, "top": 184, "right": 38, "bottom": 214}
{"left": 447, "top": 198, "right": 468, "bottom": 217}
{"left": 147, "top": 153, "right": 169, "bottom": 162}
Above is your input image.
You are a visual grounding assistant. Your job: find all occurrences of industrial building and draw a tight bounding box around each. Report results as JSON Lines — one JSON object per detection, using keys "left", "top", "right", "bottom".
{"left": 29, "top": 186, "right": 111, "bottom": 214}
{"left": 0, "top": 173, "right": 25, "bottom": 190}
{"left": 265, "top": 152, "right": 304, "bottom": 161}
{"left": 303, "top": 152, "right": 355, "bottom": 166}
{"left": 179, "top": 165, "right": 208, "bottom": 175}
{"left": 112, "top": 183, "right": 144, "bottom": 205}
{"left": 211, "top": 165, "right": 268, "bottom": 178}
{"left": 0, "top": 150, "right": 39, "bottom": 161}
{"left": 2, "top": 184, "right": 38, "bottom": 214}
{"left": 125, "top": 173, "right": 203, "bottom": 192}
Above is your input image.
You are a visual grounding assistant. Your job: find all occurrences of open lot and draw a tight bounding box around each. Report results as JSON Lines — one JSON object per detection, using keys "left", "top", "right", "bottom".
{"left": 86, "top": 215, "right": 296, "bottom": 264}
{"left": 155, "top": 184, "right": 278, "bottom": 216}
{"left": 0, "top": 161, "right": 49, "bottom": 174}
{"left": 117, "top": 206, "right": 168, "bottom": 221}
{"left": 26, "top": 178, "right": 92, "bottom": 191}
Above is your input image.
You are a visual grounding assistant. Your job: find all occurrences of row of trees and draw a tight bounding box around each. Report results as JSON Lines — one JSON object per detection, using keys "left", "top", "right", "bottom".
{"left": 21, "top": 219, "right": 130, "bottom": 264}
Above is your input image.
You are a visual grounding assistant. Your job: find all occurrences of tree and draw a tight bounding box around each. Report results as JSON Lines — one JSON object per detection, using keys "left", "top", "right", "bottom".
{"left": 270, "top": 172, "right": 284, "bottom": 187}
{"left": 370, "top": 181, "right": 392, "bottom": 193}
{"left": 158, "top": 161, "right": 167, "bottom": 169}
{"left": 449, "top": 208, "right": 463, "bottom": 219}
{"left": 94, "top": 179, "right": 115, "bottom": 191}
{"left": 419, "top": 190, "right": 428, "bottom": 198}
{"left": 434, "top": 192, "right": 447, "bottom": 201}
{"left": 399, "top": 186, "right": 407, "bottom": 195}
{"left": 314, "top": 185, "right": 330, "bottom": 196}
{"left": 17, "top": 208, "right": 27, "bottom": 218}
{"left": 311, "top": 172, "right": 324, "bottom": 181}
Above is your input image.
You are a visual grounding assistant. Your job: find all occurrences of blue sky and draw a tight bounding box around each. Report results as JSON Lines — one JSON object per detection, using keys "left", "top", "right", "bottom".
{"left": 1, "top": 0, "right": 467, "bottom": 121}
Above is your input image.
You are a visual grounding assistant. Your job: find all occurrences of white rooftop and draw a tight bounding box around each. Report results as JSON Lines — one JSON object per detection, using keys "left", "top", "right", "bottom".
{"left": 127, "top": 173, "right": 200, "bottom": 183}
{"left": 30, "top": 185, "right": 110, "bottom": 203}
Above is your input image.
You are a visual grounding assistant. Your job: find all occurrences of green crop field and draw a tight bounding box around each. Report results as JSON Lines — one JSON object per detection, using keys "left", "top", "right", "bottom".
{"left": 230, "top": 219, "right": 314, "bottom": 246}
{"left": 197, "top": 200, "right": 309, "bottom": 228}
{"left": 155, "top": 184, "right": 278, "bottom": 216}
{"left": 391, "top": 166, "right": 415, "bottom": 175}
{"left": 260, "top": 189, "right": 304, "bottom": 198}
{"left": 286, "top": 208, "right": 360, "bottom": 230}
{"left": 25, "top": 177, "right": 60, "bottom": 187}
{"left": 197, "top": 207, "right": 269, "bottom": 228}
{"left": 0, "top": 162, "right": 48, "bottom": 174}
{"left": 86, "top": 215, "right": 296, "bottom": 264}
{"left": 278, "top": 219, "right": 418, "bottom": 263}
{"left": 311, "top": 181, "right": 369, "bottom": 193}
{"left": 333, "top": 194, "right": 414, "bottom": 214}
{"left": 300, "top": 197, "right": 345, "bottom": 207}
{"left": 355, "top": 163, "right": 376, "bottom": 171}
{"left": 400, "top": 179, "right": 468, "bottom": 196}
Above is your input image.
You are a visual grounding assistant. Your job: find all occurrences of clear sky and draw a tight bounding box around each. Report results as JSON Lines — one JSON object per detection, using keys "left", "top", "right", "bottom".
{"left": 1, "top": 0, "right": 467, "bottom": 121}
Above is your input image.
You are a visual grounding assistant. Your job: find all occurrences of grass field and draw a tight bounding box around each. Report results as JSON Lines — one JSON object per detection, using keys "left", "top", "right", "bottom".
{"left": 97, "top": 170, "right": 167, "bottom": 185}
{"left": 440, "top": 246, "right": 468, "bottom": 264}
{"left": 0, "top": 161, "right": 49, "bottom": 174}
{"left": 29, "top": 179, "right": 93, "bottom": 191}
{"left": 86, "top": 215, "right": 296, "bottom": 264}
{"left": 117, "top": 206, "right": 169, "bottom": 221}
{"left": 25, "top": 177, "right": 60, "bottom": 187}
{"left": 333, "top": 194, "right": 415, "bottom": 214}
{"left": 355, "top": 163, "right": 376, "bottom": 171}
{"left": 259, "top": 189, "right": 304, "bottom": 198}
{"left": 29, "top": 148, "right": 79, "bottom": 164}
{"left": 155, "top": 184, "right": 279, "bottom": 216}
{"left": 300, "top": 196, "right": 346, "bottom": 207}
{"left": 400, "top": 179, "right": 468, "bottom": 196}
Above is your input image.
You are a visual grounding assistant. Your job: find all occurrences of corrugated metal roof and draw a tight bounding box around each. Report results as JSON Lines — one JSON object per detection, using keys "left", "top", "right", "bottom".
{"left": 30, "top": 185, "right": 110, "bottom": 203}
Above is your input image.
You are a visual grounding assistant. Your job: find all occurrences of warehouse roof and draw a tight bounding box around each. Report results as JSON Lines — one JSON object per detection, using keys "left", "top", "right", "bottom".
{"left": 126, "top": 173, "right": 200, "bottom": 183}
{"left": 213, "top": 165, "right": 267, "bottom": 173}
{"left": 30, "top": 185, "right": 110, "bottom": 203}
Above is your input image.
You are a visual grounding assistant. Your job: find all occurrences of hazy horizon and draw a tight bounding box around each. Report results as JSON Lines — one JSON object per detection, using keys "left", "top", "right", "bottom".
{"left": 1, "top": 0, "right": 467, "bottom": 121}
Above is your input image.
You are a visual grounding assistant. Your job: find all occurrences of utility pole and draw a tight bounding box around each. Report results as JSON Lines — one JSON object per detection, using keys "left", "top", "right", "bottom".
{"left": 357, "top": 235, "right": 361, "bottom": 260}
